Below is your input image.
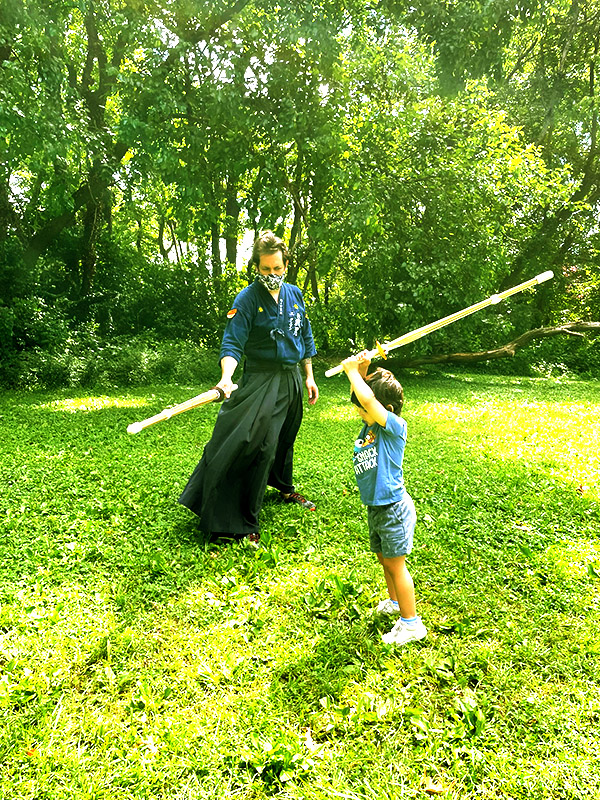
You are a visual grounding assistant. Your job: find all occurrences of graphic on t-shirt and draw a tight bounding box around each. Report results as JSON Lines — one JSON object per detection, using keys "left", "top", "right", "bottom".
{"left": 355, "top": 430, "right": 376, "bottom": 448}
{"left": 353, "top": 428, "right": 378, "bottom": 477}
{"left": 352, "top": 415, "right": 407, "bottom": 507}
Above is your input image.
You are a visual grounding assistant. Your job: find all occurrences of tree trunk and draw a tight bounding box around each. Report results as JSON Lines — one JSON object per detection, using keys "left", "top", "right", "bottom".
{"left": 80, "top": 200, "right": 99, "bottom": 298}
{"left": 0, "top": 168, "right": 12, "bottom": 243}
{"left": 211, "top": 222, "right": 222, "bottom": 277}
{"left": 224, "top": 175, "right": 239, "bottom": 265}
{"left": 158, "top": 217, "right": 170, "bottom": 259}
{"left": 22, "top": 142, "right": 129, "bottom": 269}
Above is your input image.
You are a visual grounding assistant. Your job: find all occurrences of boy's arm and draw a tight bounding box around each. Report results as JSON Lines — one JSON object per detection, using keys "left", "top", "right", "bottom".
{"left": 342, "top": 352, "right": 389, "bottom": 427}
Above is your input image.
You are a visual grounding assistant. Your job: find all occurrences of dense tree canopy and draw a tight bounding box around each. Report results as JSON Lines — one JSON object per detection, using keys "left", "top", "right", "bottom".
{"left": 1, "top": 0, "right": 598, "bottom": 384}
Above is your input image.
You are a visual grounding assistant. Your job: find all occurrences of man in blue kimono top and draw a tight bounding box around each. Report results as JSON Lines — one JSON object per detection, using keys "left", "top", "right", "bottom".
{"left": 178, "top": 231, "right": 318, "bottom": 542}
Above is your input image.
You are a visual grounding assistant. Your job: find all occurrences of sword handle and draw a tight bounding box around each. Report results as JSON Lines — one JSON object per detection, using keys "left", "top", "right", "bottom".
{"left": 127, "top": 384, "right": 237, "bottom": 433}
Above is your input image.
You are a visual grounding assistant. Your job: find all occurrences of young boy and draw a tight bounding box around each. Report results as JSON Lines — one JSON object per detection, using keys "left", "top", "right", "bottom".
{"left": 342, "top": 352, "right": 427, "bottom": 646}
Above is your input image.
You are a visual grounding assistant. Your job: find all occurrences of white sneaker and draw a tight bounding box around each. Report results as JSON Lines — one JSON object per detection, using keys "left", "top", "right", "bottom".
{"left": 376, "top": 598, "right": 401, "bottom": 615}
{"left": 382, "top": 618, "right": 427, "bottom": 646}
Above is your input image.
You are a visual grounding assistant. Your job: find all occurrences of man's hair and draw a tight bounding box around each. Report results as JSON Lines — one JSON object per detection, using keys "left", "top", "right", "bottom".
{"left": 250, "top": 230, "right": 290, "bottom": 268}
{"left": 351, "top": 367, "right": 404, "bottom": 415}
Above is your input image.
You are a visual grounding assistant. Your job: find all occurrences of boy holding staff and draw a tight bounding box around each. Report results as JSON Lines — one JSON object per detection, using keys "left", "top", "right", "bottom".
{"left": 342, "top": 352, "right": 427, "bottom": 646}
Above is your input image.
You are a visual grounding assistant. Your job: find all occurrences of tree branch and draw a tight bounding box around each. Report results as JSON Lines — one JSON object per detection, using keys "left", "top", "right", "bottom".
{"left": 387, "top": 322, "right": 600, "bottom": 367}
{"left": 175, "top": 0, "right": 254, "bottom": 44}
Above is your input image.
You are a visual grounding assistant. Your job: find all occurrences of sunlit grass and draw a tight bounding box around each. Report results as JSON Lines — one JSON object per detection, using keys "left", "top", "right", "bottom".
{"left": 0, "top": 372, "right": 599, "bottom": 799}
{"left": 34, "top": 395, "right": 150, "bottom": 413}
{"left": 546, "top": 540, "right": 600, "bottom": 580}
{"left": 413, "top": 393, "right": 599, "bottom": 499}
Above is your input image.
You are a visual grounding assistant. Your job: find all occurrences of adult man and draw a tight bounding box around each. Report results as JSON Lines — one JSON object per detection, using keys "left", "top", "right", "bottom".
{"left": 178, "top": 231, "right": 318, "bottom": 542}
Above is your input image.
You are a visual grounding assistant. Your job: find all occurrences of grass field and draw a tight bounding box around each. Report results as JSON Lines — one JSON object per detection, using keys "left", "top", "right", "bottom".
{"left": 1, "top": 370, "right": 599, "bottom": 799}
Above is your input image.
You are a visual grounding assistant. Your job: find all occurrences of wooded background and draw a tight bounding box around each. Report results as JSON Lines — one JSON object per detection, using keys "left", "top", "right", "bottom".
{"left": 1, "top": 0, "right": 599, "bottom": 386}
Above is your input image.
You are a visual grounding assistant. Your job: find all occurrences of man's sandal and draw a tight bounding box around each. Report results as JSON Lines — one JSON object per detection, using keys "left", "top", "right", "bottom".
{"left": 281, "top": 492, "right": 316, "bottom": 511}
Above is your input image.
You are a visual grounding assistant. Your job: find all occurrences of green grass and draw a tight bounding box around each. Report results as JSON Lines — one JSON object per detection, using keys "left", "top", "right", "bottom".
{"left": 1, "top": 371, "right": 599, "bottom": 799}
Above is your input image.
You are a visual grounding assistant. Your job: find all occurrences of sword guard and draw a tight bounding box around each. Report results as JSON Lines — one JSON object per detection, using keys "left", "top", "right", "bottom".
{"left": 211, "top": 386, "right": 226, "bottom": 402}
{"left": 375, "top": 340, "right": 388, "bottom": 360}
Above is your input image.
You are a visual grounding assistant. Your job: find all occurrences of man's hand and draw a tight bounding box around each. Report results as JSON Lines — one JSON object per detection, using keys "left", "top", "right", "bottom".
{"left": 301, "top": 357, "right": 318, "bottom": 405}
{"left": 305, "top": 377, "right": 319, "bottom": 405}
{"left": 216, "top": 378, "right": 237, "bottom": 398}
{"left": 218, "top": 356, "right": 238, "bottom": 397}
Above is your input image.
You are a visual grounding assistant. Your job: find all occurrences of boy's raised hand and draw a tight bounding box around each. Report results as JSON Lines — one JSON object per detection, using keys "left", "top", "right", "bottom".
{"left": 343, "top": 350, "right": 371, "bottom": 377}
{"left": 357, "top": 351, "right": 371, "bottom": 377}
{"left": 342, "top": 354, "right": 359, "bottom": 374}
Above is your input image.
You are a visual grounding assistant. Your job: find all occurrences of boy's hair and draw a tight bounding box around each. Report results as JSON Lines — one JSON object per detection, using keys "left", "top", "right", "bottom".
{"left": 351, "top": 367, "right": 404, "bottom": 415}
{"left": 250, "top": 230, "right": 290, "bottom": 268}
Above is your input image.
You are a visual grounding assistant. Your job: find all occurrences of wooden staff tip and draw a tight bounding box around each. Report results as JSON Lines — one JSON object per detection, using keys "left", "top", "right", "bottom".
{"left": 536, "top": 270, "right": 554, "bottom": 283}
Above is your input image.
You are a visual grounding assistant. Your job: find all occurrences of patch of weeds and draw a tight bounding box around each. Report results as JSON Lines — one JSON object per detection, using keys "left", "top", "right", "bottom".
{"left": 311, "top": 690, "right": 395, "bottom": 737}
{"left": 128, "top": 679, "right": 173, "bottom": 713}
{"left": 303, "top": 569, "right": 373, "bottom": 621}
{"left": 0, "top": 656, "right": 64, "bottom": 720}
{"left": 447, "top": 688, "right": 488, "bottom": 743}
{"left": 237, "top": 728, "right": 323, "bottom": 789}
{"left": 243, "top": 530, "right": 284, "bottom": 576}
{"left": 193, "top": 653, "right": 249, "bottom": 688}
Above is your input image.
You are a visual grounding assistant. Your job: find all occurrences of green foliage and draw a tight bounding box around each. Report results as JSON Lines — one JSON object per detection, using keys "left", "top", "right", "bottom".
{"left": 0, "top": 372, "right": 599, "bottom": 798}
{"left": 3, "top": 330, "right": 220, "bottom": 390}
{"left": 303, "top": 570, "right": 370, "bottom": 620}
{"left": 531, "top": 334, "right": 600, "bottom": 379}
{"left": 384, "top": 0, "right": 538, "bottom": 94}
{"left": 238, "top": 730, "right": 323, "bottom": 787}
{"left": 1, "top": 0, "right": 600, "bottom": 381}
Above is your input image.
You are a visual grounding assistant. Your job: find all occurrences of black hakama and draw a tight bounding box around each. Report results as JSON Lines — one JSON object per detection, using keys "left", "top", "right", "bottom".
{"left": 178, "top": 364, "right": 303, "bottom": 536}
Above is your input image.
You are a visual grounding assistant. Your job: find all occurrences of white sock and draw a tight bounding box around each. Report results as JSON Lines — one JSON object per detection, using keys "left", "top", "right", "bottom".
{"left": 401, "top": 615, "right": 419, "bottom": 628}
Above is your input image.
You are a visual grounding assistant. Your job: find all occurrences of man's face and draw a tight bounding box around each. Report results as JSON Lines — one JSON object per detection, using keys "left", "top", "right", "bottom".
{"left": 257, "top": 251, "right": 287, "bottom": 276}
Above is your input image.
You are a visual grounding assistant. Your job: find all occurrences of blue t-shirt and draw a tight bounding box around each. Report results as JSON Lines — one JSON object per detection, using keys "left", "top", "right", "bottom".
{"left": 220, "top": 278, "right": 316, "bottom": 366}
{"left": 352, "top": 412, "right": 408, "bottom": 506}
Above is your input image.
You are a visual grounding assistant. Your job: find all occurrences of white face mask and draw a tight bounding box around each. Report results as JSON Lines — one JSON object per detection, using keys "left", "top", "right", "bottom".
{"left": 257, "top": 271, "right": 286, "bottom": 290}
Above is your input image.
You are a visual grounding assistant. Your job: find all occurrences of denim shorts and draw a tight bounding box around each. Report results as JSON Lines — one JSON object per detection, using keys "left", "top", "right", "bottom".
{"left": 367, "top": 495, "right": 416, "bottom": 559}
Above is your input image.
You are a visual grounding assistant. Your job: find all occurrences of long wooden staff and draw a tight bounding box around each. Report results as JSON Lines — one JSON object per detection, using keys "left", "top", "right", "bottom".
{"left": 325, "top": 270, "right": 554, "bottom": 377}
{"left": 127, "top": 385, "right": 237, "bottom": 434}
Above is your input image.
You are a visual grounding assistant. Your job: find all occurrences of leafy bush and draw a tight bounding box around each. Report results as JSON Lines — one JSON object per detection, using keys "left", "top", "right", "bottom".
{"left": 3, "top": 333, "right": 220, "bottom": 389}
{"left": 531, "top": 333, "right": 600, "bottom": 378}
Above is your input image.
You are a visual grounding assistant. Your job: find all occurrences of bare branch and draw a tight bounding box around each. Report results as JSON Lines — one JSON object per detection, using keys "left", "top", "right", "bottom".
{"left": 387, "top": 323, "right": 600, "bottom": 368}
